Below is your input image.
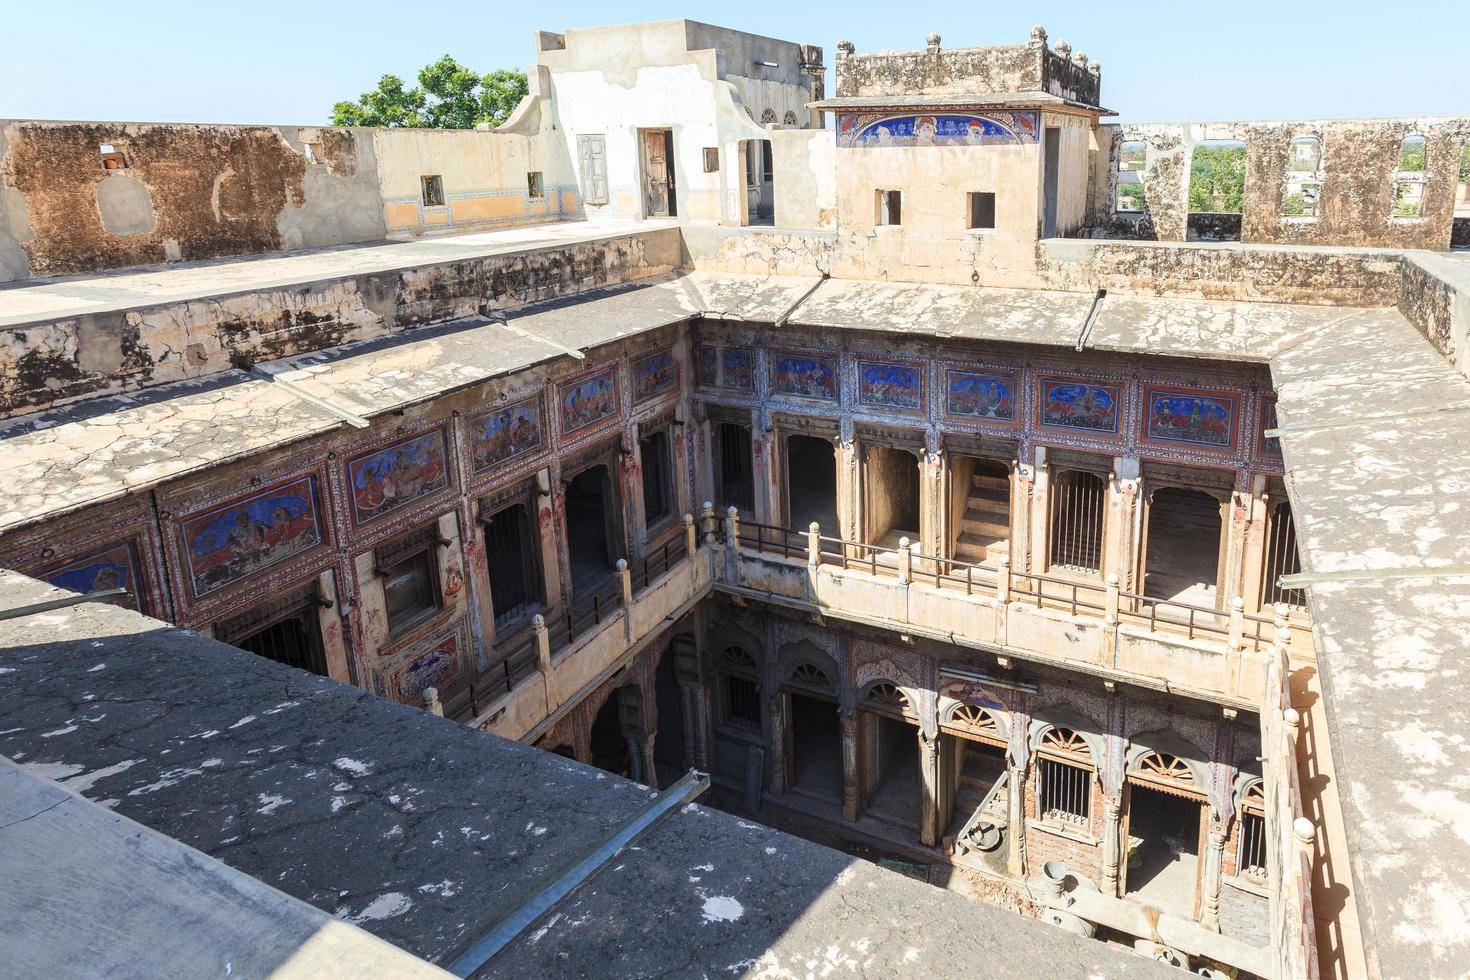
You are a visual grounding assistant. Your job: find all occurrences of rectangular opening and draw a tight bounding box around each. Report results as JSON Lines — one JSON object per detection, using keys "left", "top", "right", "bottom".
{"left": 1049, "top": 469, "right": 1105, "bottom": 575}
{"left": 527, "top": 171, "right": 545, "bottom": 198}
{"left": 99, "top": 143, "right": 128, "bottom": 170}
{"left": 876, "top": 189, "right": 902, "bottom": 226}
{"left": 420, "top": 174, "right": 445, "bottom": 207}
{"left": 215, "top": 583, "right": 328, "bottom": 677}
{"left": 786, "top": 434, "right": 837, "bottom": 534}
{"left": 1040, "top": 757, "right": 1091, "bottom": 825}
{"left": 1240, "top": 810, "right": 1267, "bottom": 880}
{"left": 640, "top": 128, "right": 676, "bottom": 218}
{"left": 565, "top": 463, "right": 620, "bottom": 595}
{"left": 1125, "top": 783, "right": 1203, "bottom": 912}
{"left": 639, "top": 429, "right": 674, "bottom": 528}
{"left": 1042, "top": 126, "right": 1060, "bottom": 237}
{"left": 723, "top": 672, "right": 762, "bottom": 730}
{"left": 967, "top": 191, "right": 996, "bottom": 230}
{"left": 1143, "top": 486, "right": 1223, "bottom": 608}
{"left": 715, "top": 422, "right": 755, "bottom": 512}
{"left": 864, "top": 444, "right": 919, "bottom": 550}
{"left": 379, "top": 530, "right": 443, "bottom": 637}
{"left": 950, "top": 456, "right": 1010, "bottom": 565}
{"left": 703, "top": 147, "right": 720, "bottom": 173}
{"left": 1116, "top": 140, "right": 1148, "bottom": 213}
{"left": 1262, "top": 501, "right": 1305, "bottom": 610}
{"left": 483, "top": 501, "right": 542, "bottom": 630}
{"left": 1187, "top": 140, "right": 1245, "bottom": 241}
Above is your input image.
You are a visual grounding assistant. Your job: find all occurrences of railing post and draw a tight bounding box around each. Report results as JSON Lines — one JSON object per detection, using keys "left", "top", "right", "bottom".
{"left": 422, "top": 686, "right": 444, "bottom": 717}
{"left": 683, "top": 513, "right": 696, "bottom": 556}
{"left": 532, "top": 613, "right": 551, "bottom": 673}
{"left": 617, "top": 558, "right": 633, "bottom": 606}
{"left": 898, "top": 536, "right": 912, "bottom": 584}
{"left": 726, "top": 506, "right": 740, "bottom": 548}
{"left": 807, "top": 522, "right": 821, "bottom": 567}
{"left": 1229, "top": 595, "right": 1245, "bottom": 650}
{"left": 1274, "top": 602, "right": 1292, "bottom": 650}
{"left": 701, "top": 500, "right": 715, "bottom": 540}
{"left": 995, "top": 554, "right": 1010, "bottom": 604}
{"left": 1105, "top": 573, "right": 1120, "bottom": 625}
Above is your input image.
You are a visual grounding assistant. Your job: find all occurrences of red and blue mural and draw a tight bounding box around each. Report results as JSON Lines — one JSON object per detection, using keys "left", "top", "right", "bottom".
{"left": 1259, "top": 397, "right": 1281, "bottom": 458}
{"left": 772, "top": 352, "right": 838, "bottom": 402}
{"left": 945, "top": 369, "right": 1017, "bottom": 423}
{"left": 633, "top": 350, "right": 678, "bottom": 404}
{"left": 696, "top": 345, "right": 718, "bottom": 387}
{"left": 347, "top": 428, "right": 451, "bottom": 525}
{"left": 721, "top": 348, "right": 755, "bottom": 391}
{"left": 857, "top": 359, "right": 923, "bottom": 411}
{"left": 837, "top": 111, "right": 1038, "bottom": 148}
{"left": 471, "top": 396, "right": 544, "bottom": 473}
{"left": 1143, "top": 385, "right": 1238, "bottom": 451}
{"left": 41, "top": 540, "right": 142, "bottom": 611}
{"left": 179, "top": 476, "right": 324, "bottom": 598}
{"left": 558, "top": 368, "right": 619, "bottom": 437}
{"left": 1038, "top": 379, "right": 1120, "bottom": 435}
{"left": 391, "top": 630, "right": 462, "bottom": 703}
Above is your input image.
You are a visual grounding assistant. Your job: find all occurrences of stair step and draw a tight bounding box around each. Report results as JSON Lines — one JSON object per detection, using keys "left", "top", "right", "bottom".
{"left": 957, "top": 530, "right": 1007, "bottom": 547}
{"left": 967, "top": 484, "right": 1008, "bottom": 503}
{"left": 971, "top": 474, "right": 1009, "bottom": 490}
{"left": 960, "top": 516, "right": 1009, "bottom": 537}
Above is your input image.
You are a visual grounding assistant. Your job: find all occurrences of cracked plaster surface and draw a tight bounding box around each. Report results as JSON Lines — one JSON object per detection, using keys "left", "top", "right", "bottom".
{"left": 0, "top": 572, "right": 1161, "bottom": 976}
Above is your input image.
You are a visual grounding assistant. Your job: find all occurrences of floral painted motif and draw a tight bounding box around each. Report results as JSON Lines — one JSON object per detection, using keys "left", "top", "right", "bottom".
{"left": 179, "top": 476, "right": 324, "bottom": 598}
{"left": 944, "top": 369, "right": 1017, "bottom": 423}
{"left": 1038, "top": 379, "right": 1120, "bottom": 435}
{"left": 772, "top": 353, "right": 838, "bottom": 402}
{"left": 347, "top": 429, "right": 451, "bottom": 525}
{"left": 837, "top": 111, "right": 1037, "bottom": 148}
{"left": 857, "top": 360, "right": 923, "bottom": 412}
{"left": 558, "top": 368, "right": 619, "bottom": 437}
{"left": 633, "top": 349, "right": 678, "bottom": 403}
{"left": 471, "top": 397, "right": 544, "bottom": 473}
{"left": 1144, "top": 385, "right": 1238, "bottom": 451}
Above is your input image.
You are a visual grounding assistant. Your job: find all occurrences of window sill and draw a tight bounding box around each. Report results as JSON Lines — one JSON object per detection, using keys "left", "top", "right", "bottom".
{"left": 1225, "top": 874, "right": 1270, "bottom": 899}
{"left": 1032, "top": 818, "right": 1098, "bottom": 847}
{"left": 966, "top": 227, "right": 997, "bottom": 236}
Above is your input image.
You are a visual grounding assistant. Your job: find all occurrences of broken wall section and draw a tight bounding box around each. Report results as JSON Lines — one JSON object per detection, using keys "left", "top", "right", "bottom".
{"left": 1085, "top": 118, "right": 1470, "bottom": 250}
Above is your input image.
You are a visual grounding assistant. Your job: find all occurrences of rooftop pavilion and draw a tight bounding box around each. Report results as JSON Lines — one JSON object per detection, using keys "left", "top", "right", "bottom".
{"left": 3, "top": 18, "right": 1470, "bottom": 980}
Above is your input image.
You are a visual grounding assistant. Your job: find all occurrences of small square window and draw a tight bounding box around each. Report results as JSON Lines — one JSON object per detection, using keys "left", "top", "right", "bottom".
{"left": 876, "top": 189, "right": 902, "bottom": 226}
{"left": 421, "top": 174, "right": 445, "bottom": 207}
{"left": 379, "top": 530, "right": 443, "bottom": 636}
{"left": 703, "top": 147, "right": 720, "bottom": 172}
{"left": 527, "top": 171, "right": 545, "bottom": 198}
{"left": 99, "top": 143, "right": 128, "bottom": 170}
{"left": 968, "top": 191, "right": 996, "bottom": 230}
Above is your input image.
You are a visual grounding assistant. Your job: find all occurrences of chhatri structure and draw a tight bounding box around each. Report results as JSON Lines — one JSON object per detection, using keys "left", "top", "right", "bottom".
{"left": 2, "top": 19, "right": 1468, "bottom": 979}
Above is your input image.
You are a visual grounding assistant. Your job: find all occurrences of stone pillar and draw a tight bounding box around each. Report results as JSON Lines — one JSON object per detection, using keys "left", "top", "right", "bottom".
{"left": 837, "top": 437, "right": 861, "bottom": 543}
{"left": 841, "top": 707, "right": 860, "bottom": 822}
{"left": 641, "top": 733, "right": 659, "bottom": 790}
{"left": 1100, "top": 796, "right": 1123, "bottom": 895}
{"left": 1240, "top": 475, "right": 1270, "bottom": 613}
{"left": 1010, "top": 459, "right": 1034, "bottom": 573}
{"left": 1008, "top": 762, "right": 1028, "bottom": 877}
{"left": 1105, "top": 457, "right": 1142, "bottom": 591}
{"left": 922, "top": 449, "right": 945, "bottom": 562}
{"left": 753, "top": 426, "right": 779, "bottom": 525}
{"left": 767, "top": 692, "right": 787, "bottom": 795}
{"left": 918, "top": 730, "right": 940, "bottom": 847}
{"left": 1200, "top": 828, "right": 1227, "bottom": 931}
{"left": 1028, "top": 447, "right": 1050, "bottom": 576}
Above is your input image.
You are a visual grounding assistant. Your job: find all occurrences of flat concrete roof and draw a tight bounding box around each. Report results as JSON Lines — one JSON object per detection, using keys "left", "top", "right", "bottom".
{"left": 0, "top": 571, "right": 1164, "bottom": 978}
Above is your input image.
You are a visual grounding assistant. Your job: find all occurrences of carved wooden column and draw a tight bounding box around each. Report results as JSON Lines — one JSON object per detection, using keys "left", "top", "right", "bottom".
{"left": 640, "top": 734, "right": 659, "bottom": 789}
{"left": 1200, "top": 828, "right": 1227, "bottom": 931}
{"left": 1010, "top": 459, "right": 1033, "bottom": 574}
{"left": 1028, "top": 447, "right": 1050, "bottom": 576}
{"left": 1100, "top": 796, "right": 1123, "bottom": 896}
{"left": 921, "top": 448, "right": 945, "bottom": 563}
{"left": 1104, "top": 456, "right": 1142, "bottom": 591}
{"left": 837, "top": 436, "right": 861, "bottom": 543}
{"left": 1240, "top": 475, "right": 1270, "bottom": 614}
{"left": 841, "top": 707, "right": 860, "bottom": 823}
{"left": 767, "top": 692, "right": 787, "bottom": 795}
{"left": 918, "top": 729, "right": 941, "bottom": 847}
{"left": 1008, "top": 761, "right": 1028, "bottom": 877}
{"left": 753, "top": 423, "right": 779, "bottom": 525}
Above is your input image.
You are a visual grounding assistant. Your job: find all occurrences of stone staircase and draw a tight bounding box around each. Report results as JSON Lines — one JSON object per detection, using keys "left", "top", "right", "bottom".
{"left": 953, "top": 471, "right": 1010, "bottom": 565}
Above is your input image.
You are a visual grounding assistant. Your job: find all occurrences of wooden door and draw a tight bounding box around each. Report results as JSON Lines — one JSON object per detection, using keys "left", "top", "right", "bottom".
{"left": 641, "top": 129, "right": 672, "bottom": 217}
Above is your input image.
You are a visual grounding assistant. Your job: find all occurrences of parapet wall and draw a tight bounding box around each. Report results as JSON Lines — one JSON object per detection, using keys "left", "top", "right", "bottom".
{"left": 1087, "top": 117, "right": 1470, "bottom": 250}
{"left": 0, "top": 115, "right": 577, "bottom": 282}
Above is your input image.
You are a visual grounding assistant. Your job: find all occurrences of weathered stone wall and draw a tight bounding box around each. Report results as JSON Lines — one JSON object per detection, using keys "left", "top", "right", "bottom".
{"left": 0, "top": 227, "right": 682, "bottom": 418}
{"left": 1086, "top": 118, "right": 1470, "bottom": 250}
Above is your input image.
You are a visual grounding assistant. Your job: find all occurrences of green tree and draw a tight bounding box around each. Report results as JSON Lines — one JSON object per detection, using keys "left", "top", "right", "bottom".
{"left": 1459, "top": 142, "right": 1470, "bottom": 182}
{"left": 1188, "top": 144, "right": 1246, "bottom": 214}
{"left": 331, "top": 57, "right": 527, "bottom": 128}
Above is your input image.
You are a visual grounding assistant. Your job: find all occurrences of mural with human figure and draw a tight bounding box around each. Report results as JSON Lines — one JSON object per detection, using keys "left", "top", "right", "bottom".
{"left": 838, "top": 110, "right": 1038, "bottom": 148}
{"left": 772, "top": 352, "right": 838, "bottom": 401}
{"left": 347, "top": 429, "right": 451, "bottom": 525}
{"left": 945, "top": 369, "right": 1017, "bottom": 423}
{"left": 696, "top": 345, "right": 718, "bottom": 387}
{"left": 721, "top": 348, "right": 755, "bottom": 391}
{"left": 178, "top": 476, "right": 324, "bottom": 598}
{"left": 857, "top": 360, "right": 923, "bottom": 411}
{"left": 633, "top": 350, "right": 678, "bottom": 403}
{"left": 558, "top": 368, "right": 619, "bottom": 437}
{"left": 1144, "top": 385, "right": 1238, "bottom": 451}
{"left": 1038, "top": 379, "right": 1120, "bottom": 434}
{"left": 471, "top": 397, "right": 544, "bottom": 473}
{"left": 41, "top": 540, "right": 143, "bottom": 611}
{"left": 391, "top": 630, "right": 463, "bottom": 703}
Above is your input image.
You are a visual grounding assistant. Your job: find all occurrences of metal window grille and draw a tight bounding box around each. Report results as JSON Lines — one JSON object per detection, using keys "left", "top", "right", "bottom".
{"left": 1263, "top": 502, "right": 1305, "bottom": 609}
{"left": 377, "top": 525, "right": 443, "bottom": 637}
{"left": 1050, "top": 470, "right": 1105, "bottom": 573}
{"left": 723, "top": 673, "right": 762, "bottom": 730}
{"left": 420, "top": 174, "right": 445, "bottom": 207}
{"left": 1040, "top": 757, "right": 1092, "bottom": 826}
{"left": 717, "top": 423, "right": 755, "bottom": 511}
{"left": 1240, "top": 810, "right": 1268, "bottom": 879}
{"left": 216, "top": 585, "right": 329, "bottom": 677}
{"left": 483, "top": 502, "right": 540, "bottom": 629}
{"left": 640, "top": 430, "right": 673, "bottom": 526}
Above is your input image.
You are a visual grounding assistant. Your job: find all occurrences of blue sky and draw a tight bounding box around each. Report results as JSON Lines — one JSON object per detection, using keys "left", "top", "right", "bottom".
{"left": 5, "top": 1, "right": 1467, "bottom": 125}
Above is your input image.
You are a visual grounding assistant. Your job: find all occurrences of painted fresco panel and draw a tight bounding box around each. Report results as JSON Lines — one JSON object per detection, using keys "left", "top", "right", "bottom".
{"left": 1258, "top": 397, "right": 1281, "bottom": 458}
{"left": 178, "top": 476, "right": 324, "bottom": 599}
{"left": 1037, "top": 378, "right": 1121, "bottom": 436}
{"left": 857, "top": 359, "right": 923, "bottom": 413}
{"left": 40, "top": 539, "right": 143, "bottom": 612}
{"left": 721, "top": 348, "right": 755, "bottom": 391}
{"left": 771, "top": 352, "right": 839, "bottom": 402}
{"left": 557, "top": 367, "right": 620, "bottom": 438}
{"left": 347, "top": 428, "right": 451, "bottom": 526}
{"left": 1143, "top": 385, "right": 1239, "bottom": 452}
{"left": 837, "top": 111, "right": 1039, "bottom": 148}
{"left": 390, "top": 629, "right": 463, "bottom": 703}
{"left": 633, "top": 349, "right": 678, "bottom": 404}
{"left": 470, "top": 396, "right": 545, "bottom": 474}
{"left": 696, "top": 345, "right": 718, "bottom": 387}
{"left": 944, "top": 368, "right": 1018, "bottom": 425}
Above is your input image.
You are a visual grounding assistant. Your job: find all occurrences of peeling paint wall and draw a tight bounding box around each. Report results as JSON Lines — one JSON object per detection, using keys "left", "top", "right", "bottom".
{"left": 1086, "top": 118, "right": 1470, "bottom": 250}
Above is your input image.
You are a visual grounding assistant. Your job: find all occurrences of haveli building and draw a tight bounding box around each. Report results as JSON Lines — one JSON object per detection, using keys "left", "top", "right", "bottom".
{"left": 2, "top": 18, "right": 1469, "bottom": 979}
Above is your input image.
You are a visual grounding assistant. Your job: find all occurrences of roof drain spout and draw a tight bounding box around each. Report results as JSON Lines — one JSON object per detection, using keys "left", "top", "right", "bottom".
{"left": 1074, "top": 288, "right": 1106, "bottom": 353}
{"left": 774, "top": 272, "right": 831, "bottom": 328}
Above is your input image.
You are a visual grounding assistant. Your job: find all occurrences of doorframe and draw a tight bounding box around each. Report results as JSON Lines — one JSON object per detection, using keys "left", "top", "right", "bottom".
{"left": 1120, "top": 777, "right": 1209, "bottom": 917}
{"left": 638, "top": 127, "right": 677, "bottom": 219}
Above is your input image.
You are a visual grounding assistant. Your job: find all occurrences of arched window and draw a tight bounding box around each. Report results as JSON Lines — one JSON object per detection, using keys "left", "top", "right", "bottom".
{"left": 1283, "top": 136, "right": 1322, "bottom": 218}
{"left": 949, "top": 702, "right": 999, "bottom": 736}
{"left": 1238, "top": 780, "right": 1267, "bottom": 880}
{"left": 783, "top": 110, "right": 799, "bottom": 127}
{"left": 791, "top": 662, "right": 832, "bottom": 688}
{"left": 760, "top": 107, "right": 777, "bottom": 125}
{"left": 1133, "top": 751, "right": 1196, "bottom": 789}
{"left": 719, "top": 646, "right": 761, "bottom": 731}
{"left": 1393, "top": 134, "right": 1427, "bottom": 218}
{"left": 1037, "top": 727, "right": 1093, "bottom": 826}
{"left": 864, "top": 681, "right": 911, "bottom": 714}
